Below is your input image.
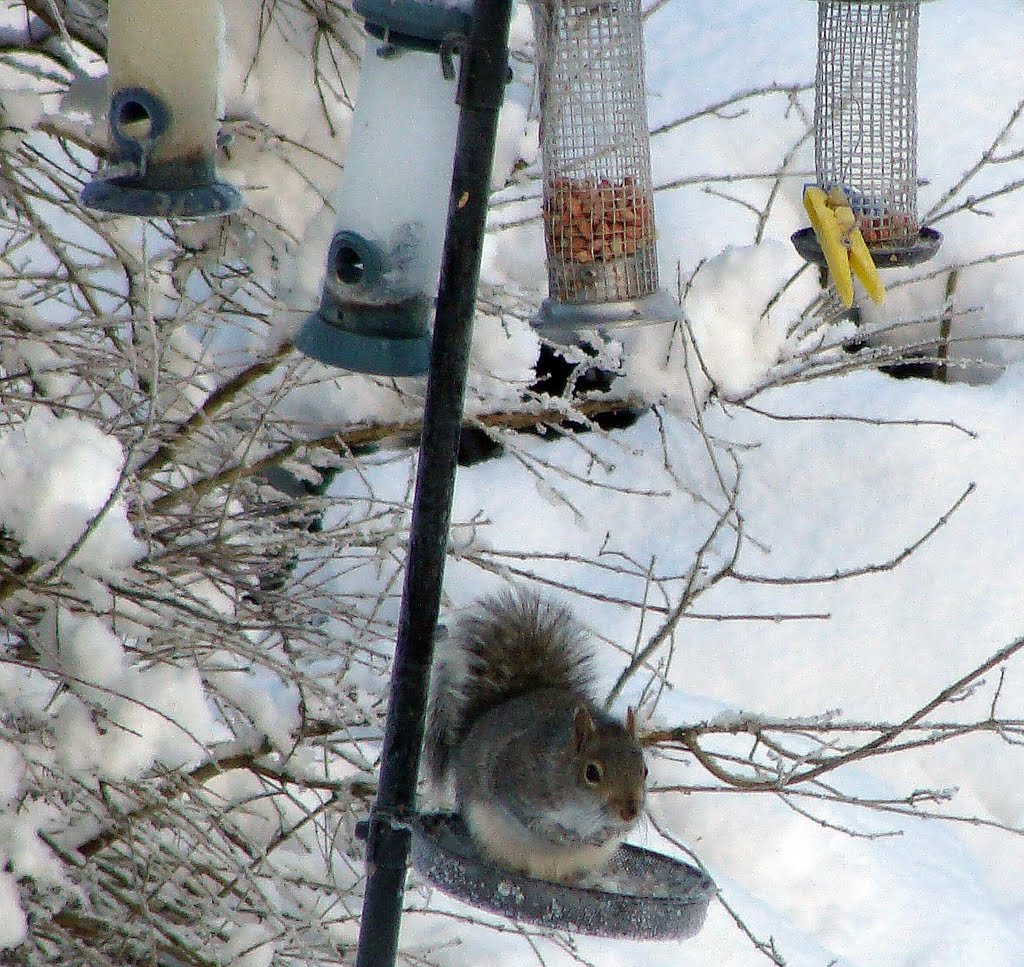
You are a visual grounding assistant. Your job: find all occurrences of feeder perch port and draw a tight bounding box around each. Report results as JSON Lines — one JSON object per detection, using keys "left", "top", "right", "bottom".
{"left": 531, "top": 0, "right": 682, "bottom": 335}
{"left": 294, "top": 0, "right": 472, "bottom": 377}
{"left": 792, "top": 0, "right": 941, "bottom": 283}
{"left": 80, "top": 0, "right": 241, "bottom": 218}
{"left": 413, "top": 813, "right": 716, "bottom": 939}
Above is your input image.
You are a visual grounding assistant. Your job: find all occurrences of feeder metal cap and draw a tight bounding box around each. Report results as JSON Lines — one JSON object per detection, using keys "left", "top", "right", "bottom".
{"left": 355, "top": 0, "right": 473, "bottom": 45}
{"left": 533, "top": 289, "right": 684, "bottom": 338}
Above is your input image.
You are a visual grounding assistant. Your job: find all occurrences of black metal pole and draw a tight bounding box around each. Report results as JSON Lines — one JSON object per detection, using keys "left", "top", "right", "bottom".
{"left": 354, "top": 1, "right": 514, "bottom": 965}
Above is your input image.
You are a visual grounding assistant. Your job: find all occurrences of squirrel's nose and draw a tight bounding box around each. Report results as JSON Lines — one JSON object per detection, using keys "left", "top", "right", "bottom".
{"left": 619, "top": 802, "right": 639, "bottom": 823}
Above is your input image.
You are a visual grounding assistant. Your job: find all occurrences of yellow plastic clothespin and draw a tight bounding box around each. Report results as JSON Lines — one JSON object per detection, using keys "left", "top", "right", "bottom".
{"left": 803, "top": 186, "right": 885, "bottom": 309}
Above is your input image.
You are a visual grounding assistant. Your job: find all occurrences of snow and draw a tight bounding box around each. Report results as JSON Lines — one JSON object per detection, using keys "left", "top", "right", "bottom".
{"left": 0, "top": 410, "right": 145, "bottom": 577}
{"left": 0, "top": 874, "right": 27, "bottom": 950}
{"left": 221, "top": 922, "right": 277, "bottom": 967}
{"left": 677, "top": 242, "right": 797, "bottom": 399}
{"left": 414, "top": 0, "right": 1024, "bottom": 960}
{"left": 3, "top": 0, "right": 1024, "bottom": 963}
{"left": 41, "top": 606, "right": 218, "bottom": 780}
{"left": 432, "top": 371, "right": 1024, "bottom": 966}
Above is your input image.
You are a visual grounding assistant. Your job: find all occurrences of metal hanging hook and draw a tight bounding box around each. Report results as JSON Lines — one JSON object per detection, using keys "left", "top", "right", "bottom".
{"left": 439, "top": 31, "right": 469, "bottom": 101}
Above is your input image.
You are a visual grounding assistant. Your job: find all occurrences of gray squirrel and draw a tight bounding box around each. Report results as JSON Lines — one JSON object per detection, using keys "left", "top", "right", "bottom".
{"left": 425, "top": 588, "right": 647, "bottom": 882}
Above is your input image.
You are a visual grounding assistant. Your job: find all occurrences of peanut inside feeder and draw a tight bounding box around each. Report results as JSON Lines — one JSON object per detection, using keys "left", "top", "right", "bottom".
{"left": 545, "top": 176, "right": 654, "bottom": 268}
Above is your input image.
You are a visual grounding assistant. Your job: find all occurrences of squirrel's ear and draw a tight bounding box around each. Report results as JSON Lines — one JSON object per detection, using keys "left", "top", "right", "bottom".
{"left": 626, "top": 706, "right": 638, "bottom": 736}
{"left": 573, "top": 706, "right": 596, "bottom": 750}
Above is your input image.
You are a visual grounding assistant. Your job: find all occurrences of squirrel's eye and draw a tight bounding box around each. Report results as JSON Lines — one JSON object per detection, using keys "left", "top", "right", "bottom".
{"left": 585, "top": 762, "right": 603, "bottom": 785}
{"left": 643, "top": 764, "right": 649, "bottom": 780}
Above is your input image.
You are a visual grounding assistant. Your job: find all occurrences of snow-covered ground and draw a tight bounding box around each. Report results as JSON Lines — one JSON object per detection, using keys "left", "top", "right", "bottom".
{"left": 418, "top": 365, "right": 1024, "bottom": 966}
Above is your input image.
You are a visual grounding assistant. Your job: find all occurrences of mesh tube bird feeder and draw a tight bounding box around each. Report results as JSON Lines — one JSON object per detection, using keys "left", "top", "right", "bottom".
{"left": 80, "top": 0, "right": 241, "bottom": 218}
{"left": 531, "top": 0, "right": 681, "bottom": 334}
{"left": 792, "top": 0, "right": 941, "bottom": 294}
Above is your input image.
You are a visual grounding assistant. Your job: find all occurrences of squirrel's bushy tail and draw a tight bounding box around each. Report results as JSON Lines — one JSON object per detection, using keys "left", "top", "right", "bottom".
{"left": 424, "top": 587, "right": 595, "bottom": 784}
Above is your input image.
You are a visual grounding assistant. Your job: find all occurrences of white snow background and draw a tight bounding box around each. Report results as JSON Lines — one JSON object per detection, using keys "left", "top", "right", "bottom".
{"left": 2, "top": 0, "right": 1024, "bottom": 964}
{"left": 420, "top": 3, "right": 1024, "bottom": 961}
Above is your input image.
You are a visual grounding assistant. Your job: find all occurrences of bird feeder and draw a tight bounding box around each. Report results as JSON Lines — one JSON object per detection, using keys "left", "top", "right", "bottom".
{"left": 293, "top": 0, "right": 471, "bottom": 377}
{"left": 792, "top": 0, "right": 940, "bottom": 301}
{"left": 80, "top": 0, "right": 241, "bottom": 218}
{"left": 413, "top": 813, "right": 715, "bottom": 939}
{"left": 531, "top": 0, "right": 681, "bottom": 335}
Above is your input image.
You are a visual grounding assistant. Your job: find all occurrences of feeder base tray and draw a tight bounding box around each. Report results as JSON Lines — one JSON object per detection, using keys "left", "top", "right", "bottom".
{"left": 411, "top": 812, "right": 716, "bottom": 940}
{"left": 295, "top": 306, "right": 431, "bottom": 377}
{"left": 533, "top": 288, "right": 683, "bottom": 337}
{"left": 80, "top": 177, "right": 242, "bottom": 220}
{"left": 791, "top": 226, "right": 942, "bottom": 270}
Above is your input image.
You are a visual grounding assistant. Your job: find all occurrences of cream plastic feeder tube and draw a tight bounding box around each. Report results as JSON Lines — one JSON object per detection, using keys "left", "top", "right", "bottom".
{"left": 80, "top": 0, "right": 241, "bottom": 218}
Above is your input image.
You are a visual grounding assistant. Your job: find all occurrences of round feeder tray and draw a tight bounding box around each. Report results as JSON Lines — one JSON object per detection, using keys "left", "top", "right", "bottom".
{"left": 80, "top": 175, "right": 242, "bottom": 220}
{"left": 534, "top": 288, "right": 684, "bottom": 337}
{"left": 411, "top": 813, "right": 716, "bottom": 940}
{"left": 791, "top": 226, "right": 942, "bottom": 270}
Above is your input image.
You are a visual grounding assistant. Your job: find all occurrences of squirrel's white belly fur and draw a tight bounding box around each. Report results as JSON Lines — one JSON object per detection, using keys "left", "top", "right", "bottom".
{"left": 463, "top": 797, "right": 623, "bottom": 881}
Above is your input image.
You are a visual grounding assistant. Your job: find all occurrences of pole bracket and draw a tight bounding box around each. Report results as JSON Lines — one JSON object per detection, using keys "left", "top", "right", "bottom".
{"left": 360, "top": 810, "right": 413, "bottom": 867}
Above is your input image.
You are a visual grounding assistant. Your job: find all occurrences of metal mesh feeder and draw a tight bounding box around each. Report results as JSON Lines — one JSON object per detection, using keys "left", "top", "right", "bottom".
{"left": 413, "top": 813, "right": 716, "bottom": 939}
{"left": 531, "top": 0, "right": 681, "bottom": 335}
{"left": 80, "top": 0, "right": 241, "bottom": 219}
{"left": 792, "top": 0, "right": 940, "bottom": 275}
